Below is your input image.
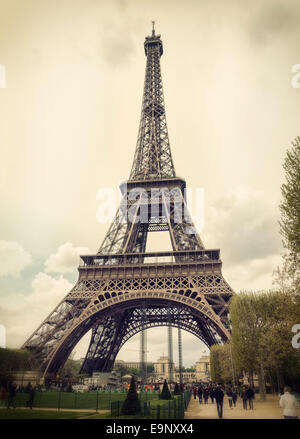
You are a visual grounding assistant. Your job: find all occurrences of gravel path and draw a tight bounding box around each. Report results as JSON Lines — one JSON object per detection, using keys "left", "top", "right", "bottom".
{"left": 185, "top": 395, "right": 300, "bottom": 419}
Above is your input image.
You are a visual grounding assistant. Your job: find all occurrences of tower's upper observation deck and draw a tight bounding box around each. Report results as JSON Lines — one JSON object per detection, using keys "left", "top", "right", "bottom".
{"left": 144, "top": 21, "right": 163, "bottom": 56}
{"left": 144, "top": 34, "right": 163, "bottom": 56}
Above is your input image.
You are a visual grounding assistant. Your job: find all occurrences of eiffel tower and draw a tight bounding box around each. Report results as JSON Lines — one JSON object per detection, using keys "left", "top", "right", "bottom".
{"left": 22, "top": 24, "right": 234, "bottom": 381}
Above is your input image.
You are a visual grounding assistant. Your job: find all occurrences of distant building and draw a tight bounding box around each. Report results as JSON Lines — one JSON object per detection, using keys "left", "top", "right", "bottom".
{"left": 114, "top": 354, "right": 210, "bottom": 384}
{"left": 153, "top": 354, "right": 210, "bottom": 383}
{"left": 83, "top": 371, "right": 120, "bottom": 388}
{"left": 154, "top": 356, "right": 175, "bottom": 381}
{"left": 114, "top": 359, "right": 154, "bottom": 369}
{"left": 12, "top": 370, "right": 42, "bottom": 387}
{"left": 195, "top": 355, "right": 210, "bottom": 381}
{"left": 174, "top": 371, "right": 196, "bottom": 383}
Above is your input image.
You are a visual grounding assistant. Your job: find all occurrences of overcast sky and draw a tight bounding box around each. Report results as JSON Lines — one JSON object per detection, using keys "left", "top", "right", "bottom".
{"left": 0, "top": 0, "right": 299, "bottom": 367}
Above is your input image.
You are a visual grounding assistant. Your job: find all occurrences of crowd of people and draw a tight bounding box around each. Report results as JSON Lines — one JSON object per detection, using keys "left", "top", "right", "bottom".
{"left": 192, "top": 383, "right": 255, "bottom": 418}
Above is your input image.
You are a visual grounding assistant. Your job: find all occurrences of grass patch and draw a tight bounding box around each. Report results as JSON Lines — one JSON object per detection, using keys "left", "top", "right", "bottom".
{"left": 9, "top": 391, "right": 161, "bottom": 411}
{"left": 0, "top": 409, "right": 94, "bottom": 419}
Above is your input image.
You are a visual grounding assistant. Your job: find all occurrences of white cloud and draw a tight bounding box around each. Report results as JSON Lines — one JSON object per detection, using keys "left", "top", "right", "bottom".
{"left": 204, "top": 185, "right": 282, "bottom": 265}
{"left": 0, "top": 272, "right": 73, "bottom": 348}
{"left": 0, "top": 240, "right": 31, "bottom": 276}
{"left": 202, "top": 185, "right": 283, "bottom": 292}
{"left": 44, "top": 242, "right": 91, "bottom": 274}
{"left": 223, "top": 253, "right": 283, "bottom": 292}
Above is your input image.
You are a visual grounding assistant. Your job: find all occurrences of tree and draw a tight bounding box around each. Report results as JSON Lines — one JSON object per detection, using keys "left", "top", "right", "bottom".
{"left": 230, "top": 293, "right": 268, "bottom": 398}
{"left": 159, "top": 379, "right": 172, "bottom": 400}
{"left": 210, "top": 344, "right": 234, "bottom": 384}
{"left": 173, "top": 382, "right": 181, "bottom": 395}
{"left": 114, "top": 364, "right": 130, "bottom": 377}
{"left": 146, "top": 364, "right": 154, "bottom": 373}
{"left": 280, "top": 136, "right": 300, "bottom": 254}
{"left": 230, "top": 291, "right": 300, "bottom": 395}
{"left": 277, "top": 136, "right": 300, "bottom": 295}
{"left": 0, "top": 348, "right": 33, "bottom": 386}
{"left": 61, "top": 358, "right": 82, "bottom": 382}
{"left": 121, "top": 375, "right": 141, "bottom": 415}
{"left": 257, "top": 291, "right": 300, "bottom": 391}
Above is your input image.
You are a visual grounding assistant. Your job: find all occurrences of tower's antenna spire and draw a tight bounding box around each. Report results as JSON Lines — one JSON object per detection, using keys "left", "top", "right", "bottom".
{"left": 152, "top": 20, "right": 155, "bottom": 36}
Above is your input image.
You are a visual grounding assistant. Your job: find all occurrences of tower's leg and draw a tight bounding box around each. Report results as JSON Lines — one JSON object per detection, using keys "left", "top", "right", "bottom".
{"left": 80, "top": 310, "right": 133, "bottom": 374}
{"left": 178, "top": 328, "right": 183, "bottom": 385}
{"left": 168, "top": 325, "right": 174, "bottom": 383}
{"left": 140, "top": 306, "right": 147, "bottom": 385}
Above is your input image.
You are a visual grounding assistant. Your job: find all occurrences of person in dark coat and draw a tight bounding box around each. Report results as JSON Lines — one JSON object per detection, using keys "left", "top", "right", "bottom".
{"left": 197, "top": 386, "right": 203, "bottom": 404}
{"left": 193, "top": 387, "right": 198, "bottom": 399}
{"left": 203, "top": 387, "right": 209, "bottom": 404}
{"left": 241, "top": 386, "right": 248, "bottom": 410}
{"left": 213, "top": 385, "right": 224, "bottom": 419}
{"left": 26, "top": 384, "right": 35, "bottom": 409}
{"left": 210, "top": 387, "right": 214, "bottom": 403}
{"left": 246, "top": 386, "right": 255, "bottom": 409}
{"left": 7, "top": 382, "right": 17, "bottom": 409}
{"left": 0, "top": 386, "right": 7, "bottom": 406}
{"left": 232, "top": 386, "right": 238, "bottom": 407}
{"left": 226, "top": 386, "right": 233, "bottom": 408}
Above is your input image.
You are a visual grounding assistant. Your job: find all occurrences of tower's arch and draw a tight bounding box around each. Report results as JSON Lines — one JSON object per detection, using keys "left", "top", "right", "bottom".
{"left": 42, "top": 295, "right": 229, "bottom": 378}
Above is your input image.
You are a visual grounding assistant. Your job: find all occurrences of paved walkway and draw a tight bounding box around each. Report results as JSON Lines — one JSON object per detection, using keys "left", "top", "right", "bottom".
{"left": 185, "top": 395, "right": 300, "bottom": 419}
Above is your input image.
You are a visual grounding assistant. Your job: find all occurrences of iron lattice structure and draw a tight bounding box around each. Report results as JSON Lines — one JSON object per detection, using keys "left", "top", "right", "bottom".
{"left": 22, "top": 27, "right": 234, "bottom": 381}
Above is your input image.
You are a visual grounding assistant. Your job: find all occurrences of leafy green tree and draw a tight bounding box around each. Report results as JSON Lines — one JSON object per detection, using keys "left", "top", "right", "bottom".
{"left": 230, "top": 292, "right": 268, "bottom": 398}
{"left": 0, "top": 348, "right": 32, "bottom": 386}
{"left": 258, "top": 291, "right": 300, "bottom": 391}
{"left": 146, "top": 364, "right": 154, "bottom": 373}
{"left": 114, "top": 364, "right": 131, "bottom": 377}
{"left": 173, "top": 382, "right": 181, "bottom": 395}
{"left": 210, "top": 346, "right": 222, "bottom": 383}
{"left": 209, "top": 344, "right": 234, "bottom": 384}
{"left": 230, "top": 291, "right": 300, "bottom": 396}
{"left": 121, "top": 375, "right": 141, "bottom": 415}
{"left": 277, "top": 136, "right": 300, "bottom": 295}
{"left": 280, "top": 136, "right": 300, "bottom": 254}
{"left": 61, "top": 358, "right": 82, "bottom": 382}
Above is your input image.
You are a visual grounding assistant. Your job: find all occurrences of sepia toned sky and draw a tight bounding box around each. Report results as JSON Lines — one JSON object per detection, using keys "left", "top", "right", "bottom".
{"left": 0, "top": 0, "right": 299, "bottom": 367}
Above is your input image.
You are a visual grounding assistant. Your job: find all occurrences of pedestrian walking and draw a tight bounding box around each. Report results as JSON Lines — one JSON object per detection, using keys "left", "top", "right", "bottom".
{"left": 203, "top": 387, "right": 209, "bottom": 404}
{"left": 246, "top": 386, "right": 255, "bottom": 410}
{"left": 197, "top": 386, "right": 203, "bottom": 404}
{"left": 279, "top": 386, "right": 298, "bottom": 419}
{"left": 213, "top": 385, "right": 224, "bottom": 419}
{"left": 210, "top": 387, "right": 214, "bottom": 403}
{"left": 226, "top": 386, "right": 233, "bottom": 409}
{"left": 193, "top": 387, "right": 197, "bottom": 400}
{"left": 241, "top": 386, "right": 248, "bottom": 410}
{"left": 0, "top": 386, "right": 6, "bottom": 407}
{"left": 232, "top": 386, "right": 238, "bottom": 407}
{"left": 26, "top": 384, "right": 35, "bottom": 409}
{"left": 7, "top": 382, "right": 17, "bottom": 409}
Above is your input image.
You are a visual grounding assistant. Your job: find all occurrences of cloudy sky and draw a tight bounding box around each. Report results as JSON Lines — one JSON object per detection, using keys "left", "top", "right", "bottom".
{"left": 0, "top": 0, "right": 299, "bottom": 367}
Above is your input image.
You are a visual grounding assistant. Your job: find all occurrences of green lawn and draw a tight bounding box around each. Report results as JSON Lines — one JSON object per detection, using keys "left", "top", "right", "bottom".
{"left": 0, "top": 390, "right": 189, "bottom": 419}
{"left": 0, "top": 409, "right": 94, "bottom": 419}
{"left": 8, "top": 391, "right": 161, "bottom": 411}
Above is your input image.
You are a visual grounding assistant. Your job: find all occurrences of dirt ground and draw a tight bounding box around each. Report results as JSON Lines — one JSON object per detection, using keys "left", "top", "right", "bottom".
{"left": 185, "top": 394, "right": 300, "bottom": 419}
